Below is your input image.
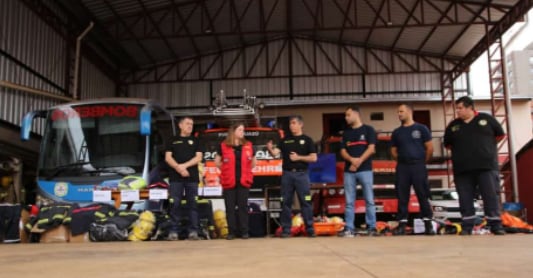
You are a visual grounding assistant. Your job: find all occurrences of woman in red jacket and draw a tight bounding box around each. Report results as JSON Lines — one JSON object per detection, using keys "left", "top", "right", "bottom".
{"left": 215, "top": 123, "right": 256, "bottom": 240}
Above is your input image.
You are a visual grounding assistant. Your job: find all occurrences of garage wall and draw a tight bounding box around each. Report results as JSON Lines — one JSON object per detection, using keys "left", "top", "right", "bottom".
{"left": 262, "top": 99, "right": 532, "bottom": 157}
{"left": 0, "top": 0, "right": 115, "bottom": 132}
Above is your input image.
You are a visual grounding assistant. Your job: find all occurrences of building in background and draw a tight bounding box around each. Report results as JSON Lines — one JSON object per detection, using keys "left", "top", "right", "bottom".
{"left": 470, "top": 8, "right": 533, "bottom": 98}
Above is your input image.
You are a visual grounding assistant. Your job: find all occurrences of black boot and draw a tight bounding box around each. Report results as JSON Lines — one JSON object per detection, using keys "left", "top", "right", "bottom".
{"left": 394, "top": 222, "right": 406, "bottom": 235}
{"left": 490, "top": 224, "right": 506, "bottom": 236}
{"left": 424, "top": 220, "right": 436, "bottom": 236}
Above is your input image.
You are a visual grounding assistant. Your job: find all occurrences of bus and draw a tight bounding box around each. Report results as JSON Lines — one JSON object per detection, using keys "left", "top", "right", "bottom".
{"left": 21, "top": 98, "right": 175, "bottom": 203}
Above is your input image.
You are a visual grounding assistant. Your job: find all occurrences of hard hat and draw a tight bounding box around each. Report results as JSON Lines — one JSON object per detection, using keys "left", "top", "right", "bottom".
{"left": 292, "top": 214, "right": 304, "bottom": 227}
{"left": 330, "top": 216, "right": 343, "bottom": 224}
{"left": 1, "top": 176, "right": 13, "bottom": 188}
{"left": 213, "top": 209, "right": 226, "bottom": 222}
{"left": 128, "top": 211, "right": 155, "bottom": 241}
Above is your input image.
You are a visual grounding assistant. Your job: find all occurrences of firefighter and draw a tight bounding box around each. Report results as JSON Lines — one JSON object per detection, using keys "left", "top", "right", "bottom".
{"left": 444, "top": 96, "right": 505, "bottom": 235}
{"left": 390, "top": 104, "right": 435, "bottom": 235}
{"left": 165, "top": 116, "right": 203, "bottom": 240}
{"left": 339, "top": 105, "right": 378, "bottom": 237}
{"left": 267, "top": 115, "right": 317, "bottom": 238}
{"left": 215, "top": 122, "right": 256, "bottom": 240}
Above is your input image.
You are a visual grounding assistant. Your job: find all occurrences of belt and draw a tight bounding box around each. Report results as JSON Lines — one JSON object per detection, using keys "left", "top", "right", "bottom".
{"left": 398, "top": 159, "right": 425, "bottom": 165}
{"left": 284, "top": 168, "right": 307, "bottom": 172}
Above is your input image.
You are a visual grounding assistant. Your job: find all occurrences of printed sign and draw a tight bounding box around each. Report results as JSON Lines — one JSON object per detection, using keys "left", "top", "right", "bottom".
{"left": 149, "top": 189, "right": 168, "bottom": 200}
{"left": 120, "top": 190, "right": 140, "bottom": 202}
{"left": 93, "top": 190, "right": 111, "bottom": 202}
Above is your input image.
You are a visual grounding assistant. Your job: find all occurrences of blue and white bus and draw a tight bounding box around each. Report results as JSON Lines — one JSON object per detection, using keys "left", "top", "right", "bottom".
{"left": 21, "top": 98, "right": 175, "bottom": 203}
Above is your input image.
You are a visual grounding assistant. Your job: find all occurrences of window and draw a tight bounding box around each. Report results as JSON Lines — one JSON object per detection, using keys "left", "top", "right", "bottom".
{"left": 370, "top": 112, "right": 384, "bottom": 121}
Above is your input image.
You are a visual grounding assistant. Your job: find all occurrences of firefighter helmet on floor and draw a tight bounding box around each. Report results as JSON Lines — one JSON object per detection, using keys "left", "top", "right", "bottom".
{"left": 128, "top": 211, "right": 156, "bottom": 241}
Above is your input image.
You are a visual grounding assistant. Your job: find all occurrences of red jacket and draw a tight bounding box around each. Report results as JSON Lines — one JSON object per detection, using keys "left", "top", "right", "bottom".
{"left": 220, "top": 141, "right": 254, "bottom": 189}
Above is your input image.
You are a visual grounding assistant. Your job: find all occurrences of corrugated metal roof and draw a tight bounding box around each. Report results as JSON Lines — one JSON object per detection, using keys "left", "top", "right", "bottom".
{"left": 60, "top": 0, "right": 527, "bottom": 72}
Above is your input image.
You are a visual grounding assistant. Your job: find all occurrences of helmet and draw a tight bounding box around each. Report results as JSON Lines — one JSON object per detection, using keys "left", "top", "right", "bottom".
{"left": 330, "top": 216, "right": 343, "bottom": 224}
{"left": 213, "top": 210, "right": 228, "bottom": 239}
{"left": 438, "top": 223, "right": 462, "bottom": 235}
{"left": 118, "top": 176, "right": 147, "bottom": 190}
{"left": 1, "top": 176, "right": 13, "bottom": 188}
{"left": 292, "top": 214, "right": 304, "bottom": 227}
{"left": 213, "top": 209, "right": 226, "bottom": 222}
{"left": 128, "top": 211, "right": 155, "bottom": 241}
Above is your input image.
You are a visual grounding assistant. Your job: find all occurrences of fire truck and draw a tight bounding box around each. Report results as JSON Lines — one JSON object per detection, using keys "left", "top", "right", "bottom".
{"left": 316, "top": 134, "right": 421, "bottom": 220}
{"left": 174, "top": 91, "right": 284, "bottom": 197}
{"left": 198, "top": 127, "right": 283, "bottom": 197}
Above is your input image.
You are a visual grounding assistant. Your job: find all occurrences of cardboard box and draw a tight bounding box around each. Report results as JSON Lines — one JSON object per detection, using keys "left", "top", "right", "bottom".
{"left": 70, "top": 232, "right": 90, "bottom": 243}
{"left": 33, "top": 225, "right": 70, "bottom": 243}
{"left": 413, "top": 218, "right": 438, "bottom": 234}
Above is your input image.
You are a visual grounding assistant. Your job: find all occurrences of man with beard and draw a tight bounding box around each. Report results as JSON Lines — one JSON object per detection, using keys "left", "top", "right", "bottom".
{"left": 444, "top": 96, "right": 505, "bottom": 235}
{"left": 338, "top": 105, "right": 378, "bottom": 237}
{"left": 390, "top": 104, "right": 435, "bottom": 235}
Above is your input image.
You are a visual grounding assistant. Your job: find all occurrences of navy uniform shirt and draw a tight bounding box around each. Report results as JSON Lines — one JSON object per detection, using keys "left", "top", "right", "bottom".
{"left": 444, "top": 112, "right": 504, "bottom": 174}
{"left": 279, "top": 134, "right": 316, "bottom": 171}
{"left": 391, "top": 123, "right": 431, "bottom": 164}
{"left": 341, "top": 124, "right": 377, "bottom": 172}
{"left": 165, "top": 136, "right": 201, "bottom": 182}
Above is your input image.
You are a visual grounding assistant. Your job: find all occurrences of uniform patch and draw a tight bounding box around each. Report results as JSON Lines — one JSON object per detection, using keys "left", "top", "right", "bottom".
{"left": 451, "top": 125, "right": 460, "bottom": 132}
{"left": 299, "top": 140, "right": 305, "bottom": 145}
{"left": 411, "top": 130, "right": 421, "bottom": 139}
{"left": 188, "top": 140, "right": 193, "bottom": 145}
{"left": 360, "top": 134, "right": 366, "bottom": 141}
{"left": 479, "top": 119, "right": 487, "bottom": 126}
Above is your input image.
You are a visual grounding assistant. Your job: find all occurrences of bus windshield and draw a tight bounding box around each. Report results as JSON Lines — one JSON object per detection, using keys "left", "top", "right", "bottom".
{"left": 39, "top": 104, "right": 145, "bottom": 179}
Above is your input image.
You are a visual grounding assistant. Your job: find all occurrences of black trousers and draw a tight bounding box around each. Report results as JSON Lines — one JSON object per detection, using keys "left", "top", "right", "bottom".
{"left": 169, "top": 181, "right": 199, "bottom": 233}
{"left": 280, "top": 171, "right": 314, "bottom": 234}
{"left": 395, "top": 163, "right": 433, "bottom": 222}
{"left": 223, "top": 184, "right": 249, "bottom": 236}
{"left": 454, "top": 170, "right": 502, "bottom": 230}
{"left": 0, "top": 204, "right": 21, "bottom": 243}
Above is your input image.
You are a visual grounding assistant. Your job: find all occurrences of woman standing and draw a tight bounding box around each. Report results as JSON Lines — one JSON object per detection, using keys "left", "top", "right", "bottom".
{"left": 215, "top": 123, "right": 256, "bottom": 240}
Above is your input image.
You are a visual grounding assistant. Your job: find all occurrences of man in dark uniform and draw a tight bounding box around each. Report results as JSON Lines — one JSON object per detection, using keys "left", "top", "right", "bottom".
{"left": 391, "top": 104, "right": 435, "bottom": 235}
{"left": 339, "top": 105, "right": 378, "bottom": 237}
{"left": 444, "top": 96, "right": 505, "bottom": 235}
{"left": 165, "top": 116, "right": 203, "bottom": 240}
{"left": 267, "top": 115, "right": 317, "bottom": 238}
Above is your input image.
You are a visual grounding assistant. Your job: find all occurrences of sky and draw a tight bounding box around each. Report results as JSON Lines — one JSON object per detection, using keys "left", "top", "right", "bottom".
{"left": 470, "top": 7, "right": 533, "bottom": 96}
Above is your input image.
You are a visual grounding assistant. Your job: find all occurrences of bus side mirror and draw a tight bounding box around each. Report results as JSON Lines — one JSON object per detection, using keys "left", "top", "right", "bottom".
{"left": 21, "top": 110, "right": 45, "bottom": 141}
{"left": 140, "top": 108, "right": 152, "bottom": 136}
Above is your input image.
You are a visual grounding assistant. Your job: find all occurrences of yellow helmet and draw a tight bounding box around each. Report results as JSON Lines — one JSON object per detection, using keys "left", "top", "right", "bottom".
{"left": 213, "top": 209, "right": 226, "bottom": 222}
{"left": 330, "top": 216, "right": 343, "bottom": 224}
{"left": 292, "top": 214, "right": 304, "bottom": 227}
{"left": 128, "top": 211, "right": 155, "bottom": 241}
{"left": 1, "top": 176, "right": 13, "bottom": 188}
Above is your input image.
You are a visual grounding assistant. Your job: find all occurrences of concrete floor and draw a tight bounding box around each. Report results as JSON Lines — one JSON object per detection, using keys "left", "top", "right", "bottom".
{"left": 2, "top": 235, "right": 533, "bottom": 278}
